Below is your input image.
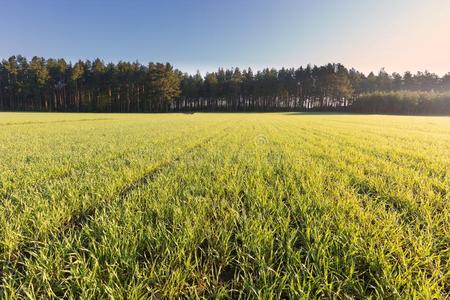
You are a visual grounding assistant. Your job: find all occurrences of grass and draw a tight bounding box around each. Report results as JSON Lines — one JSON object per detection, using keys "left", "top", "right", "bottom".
{"left": 0, "top": 113, "right": 449, "bottom": 299}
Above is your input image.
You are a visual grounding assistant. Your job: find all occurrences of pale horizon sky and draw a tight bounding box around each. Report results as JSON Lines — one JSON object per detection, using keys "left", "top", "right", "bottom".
{"left": 1, "top": 0, "right": 449, "bottom": 76}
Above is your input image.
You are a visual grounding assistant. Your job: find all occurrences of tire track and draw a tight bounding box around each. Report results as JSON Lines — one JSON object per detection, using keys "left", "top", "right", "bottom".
{"left": 0, "top": 121, "right": 229, "bottom": 211}
{"left": 278, "top": 118, "right": 446, "bottom": 180}
{"left": 3, "top": 125, "right": 206, "bottom": 195}
{"left": 61, "top": 131, "right": 223, "bottom": 232}
{"left": 272, "top": 121, "right": 426, "bottom": 225}
{"left": 2, "top": 125, "right": 232, "bottom": 279}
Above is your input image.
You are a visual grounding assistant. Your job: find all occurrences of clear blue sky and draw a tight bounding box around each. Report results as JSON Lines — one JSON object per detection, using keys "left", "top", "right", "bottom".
{"left": 1, "top": 0, "right": 449, "bottom": 75}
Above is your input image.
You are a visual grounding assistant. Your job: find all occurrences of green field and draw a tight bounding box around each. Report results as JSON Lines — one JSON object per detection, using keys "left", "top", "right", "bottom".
{"left": 1, "top": 113, "right": 449, "bottom": 299}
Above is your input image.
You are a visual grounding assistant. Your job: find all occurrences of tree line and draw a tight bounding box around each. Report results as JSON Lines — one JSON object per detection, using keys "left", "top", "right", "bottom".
{"left": 352, "top": 91, "right": 450, "bottom": 115}
{"left": 1, "top": 55, "right": 449, "bottom": 114}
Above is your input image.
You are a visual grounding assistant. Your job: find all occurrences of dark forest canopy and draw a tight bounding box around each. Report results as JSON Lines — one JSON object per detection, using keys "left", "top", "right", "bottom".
{"left": 1, "top": 55, "right": 449, "bottom": 114}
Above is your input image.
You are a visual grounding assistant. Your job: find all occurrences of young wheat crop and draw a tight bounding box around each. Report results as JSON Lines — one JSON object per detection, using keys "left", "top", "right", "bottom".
{"left": 0, "top": 113, "right": 449, "bottom": 298}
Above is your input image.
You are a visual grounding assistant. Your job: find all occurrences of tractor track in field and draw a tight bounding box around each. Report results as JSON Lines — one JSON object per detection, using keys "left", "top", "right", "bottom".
{"left": 1, "top": 126, "right": 232, "bottom": 278}
{"left": 278, "top": 119, "right": 446, "bottom": 180}
{"left": 272, "top": 122, "right": 429, "bottom": 226}
{"left": 0, "top": 123, "right": 228, "bottom": 209}
{"left": 4, "top": 128, "right": 204, "bottom": 194}
{"left": 60, "top": 141, "right": 208, "bottom": 232}
{"left": 265, "top": 121, "right": 438, "bottom": 227}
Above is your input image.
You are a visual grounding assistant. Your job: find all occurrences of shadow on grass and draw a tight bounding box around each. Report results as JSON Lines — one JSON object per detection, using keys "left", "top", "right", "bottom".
{"left": 281, "top": 112, "right": 358, "bottom": 116}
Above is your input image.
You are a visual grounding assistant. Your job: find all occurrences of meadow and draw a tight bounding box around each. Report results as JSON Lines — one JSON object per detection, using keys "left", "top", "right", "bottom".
{"left": 0, "top": 112, "right": 449, "bottom": 299}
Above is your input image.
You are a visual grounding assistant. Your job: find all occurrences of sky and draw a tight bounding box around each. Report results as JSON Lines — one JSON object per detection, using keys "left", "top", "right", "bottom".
{"left": 1, "top": 0, "right": 449, "bottom": 75}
